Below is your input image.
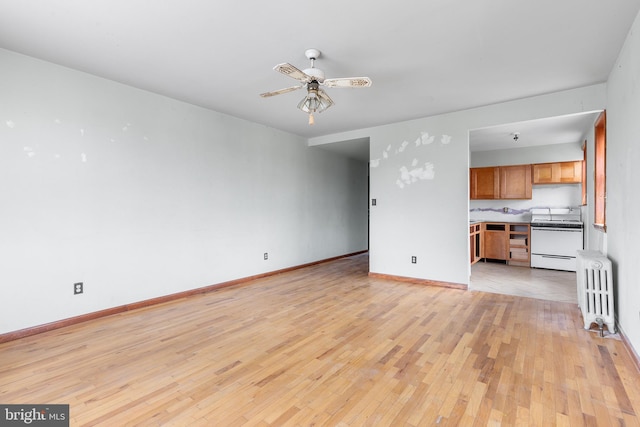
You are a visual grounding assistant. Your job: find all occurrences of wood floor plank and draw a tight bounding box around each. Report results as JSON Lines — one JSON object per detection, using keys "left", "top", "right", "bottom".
{"left": 1, "top": 253, "right": 639, "bottom": 425}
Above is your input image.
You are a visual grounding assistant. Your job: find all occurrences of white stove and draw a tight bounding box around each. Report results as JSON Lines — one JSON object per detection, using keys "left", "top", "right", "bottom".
{"left": 530, "top": 208, "right": 584, "bottom": 271}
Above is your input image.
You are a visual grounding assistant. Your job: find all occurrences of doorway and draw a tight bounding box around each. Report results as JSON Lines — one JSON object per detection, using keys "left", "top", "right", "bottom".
{"left": 468, "top": 112, "right": 602, "bottom": 301}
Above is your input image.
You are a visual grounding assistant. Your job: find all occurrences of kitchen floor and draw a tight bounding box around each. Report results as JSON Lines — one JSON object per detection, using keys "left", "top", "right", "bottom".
{"left": 470, "top": 261, "right": 577, "bottom": 304}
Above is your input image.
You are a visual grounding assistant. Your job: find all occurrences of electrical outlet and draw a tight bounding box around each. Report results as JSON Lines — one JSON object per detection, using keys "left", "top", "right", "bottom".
{"left": 74, "top": 282, "right": 83, "bottom": 295}
{"left": 411, "top": 256, "right": 417, "bottom": 264}
{"left": 264, "top": 252, "right": 268, "bottom": 260}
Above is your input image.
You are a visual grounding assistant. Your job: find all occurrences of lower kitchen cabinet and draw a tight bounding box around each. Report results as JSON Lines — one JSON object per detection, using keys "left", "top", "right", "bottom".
{"left": 469, "top": 223, "right": 482, "bottom": 264}
{"left": 507, "top": 224, "right": 530, "bottom": 267}
{"left": 482, "top": 223, "right": 507, "bottom": 260}
{"left": 472, "top": 222, "right": 531, "bottom": 267}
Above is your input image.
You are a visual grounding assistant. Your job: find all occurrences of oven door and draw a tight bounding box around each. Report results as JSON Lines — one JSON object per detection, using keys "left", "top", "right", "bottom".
{"left": 531, "top": 226, "right": 583, "bottom": 271}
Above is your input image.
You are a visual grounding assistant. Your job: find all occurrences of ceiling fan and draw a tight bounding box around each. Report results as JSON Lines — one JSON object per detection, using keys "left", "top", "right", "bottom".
{"left": 260, "top": 48, "right": 372, "bottom": 125}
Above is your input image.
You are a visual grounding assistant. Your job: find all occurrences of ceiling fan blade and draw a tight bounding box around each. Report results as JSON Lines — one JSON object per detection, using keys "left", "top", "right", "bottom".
{"left": 273, "top": 63, "right": 312, "bottom": 83}
{"left": 323, "top": 77, "right": 372, "bottom": 88}
{"left": 317, "top": 89, "right": 335, "bottom": 110}
{"left": 259, "top": 84, "right": 304, "bottom": 98}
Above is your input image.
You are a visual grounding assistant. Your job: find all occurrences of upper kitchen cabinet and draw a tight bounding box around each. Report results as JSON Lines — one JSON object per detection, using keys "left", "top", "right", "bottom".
{"left": 470, "top": 167, "right": 500, "bottom": 199}
{"left": 500, "top": 164, "right": 532, "bottom": 199}
{"left": 532, "top": 161, "right": 582, "bottom": 184}
{"left": 470, "top": 165, "right": 532, "bottom": 199}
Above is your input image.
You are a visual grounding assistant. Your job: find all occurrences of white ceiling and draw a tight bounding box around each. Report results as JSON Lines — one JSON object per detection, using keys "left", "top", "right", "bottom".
{"left": 1, "top": 0, "right": 638, "bottom": 147}
{"left": 469, "top": 111, "right": 602, "bottom": 152}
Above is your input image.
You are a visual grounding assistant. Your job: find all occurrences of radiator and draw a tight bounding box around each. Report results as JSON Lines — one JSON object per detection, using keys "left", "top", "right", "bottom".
{"left": 576, "top": 251, "right": 615, "bottom": 334}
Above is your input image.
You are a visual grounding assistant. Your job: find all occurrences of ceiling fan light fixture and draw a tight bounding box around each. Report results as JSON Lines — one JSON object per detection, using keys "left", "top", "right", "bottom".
{"left": 298, "top": 92, "right": 325, "bottom": 126}
{"left": 297, "top": 91, "right": 329, "bottom": 113}
{"left": 297, "top": 81, "right": 333, "bottom": 125}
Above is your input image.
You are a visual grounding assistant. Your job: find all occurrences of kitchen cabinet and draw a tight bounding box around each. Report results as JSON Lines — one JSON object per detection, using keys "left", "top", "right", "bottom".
{"left": 507, "top": 224, "right": 530, "bottom": 267}
{"left": 500, "top": 164, "right": 532, "bottom": 199}
{"left": 482, "top": 223, "right": 507, "bottom": 260}
{"left": 471, "top": 222, "right": 531, "bottom": 266}
{"left": 532, "top": 161, "right": 582, "bottom": 184}
{"left": 469, "top": 223, "right": 482, "bottom": 264}
{"left": 470, "top": 165, "right": 532, "bottom": 199}
{"left": 470, "top": 167, "right": 499, "bottom": 199}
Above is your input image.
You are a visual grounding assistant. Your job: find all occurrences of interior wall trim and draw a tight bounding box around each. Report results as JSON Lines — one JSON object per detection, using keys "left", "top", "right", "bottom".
{"left": 368, "top": 272, "right": 468, "bottom": 290}
{"left": 0, "top": 250, "right": 368, "bottom": 344}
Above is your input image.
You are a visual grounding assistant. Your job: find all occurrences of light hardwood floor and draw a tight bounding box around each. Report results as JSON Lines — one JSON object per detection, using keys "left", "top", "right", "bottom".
{"left": 2, "top": 253, "right": 639, "bottom": 426}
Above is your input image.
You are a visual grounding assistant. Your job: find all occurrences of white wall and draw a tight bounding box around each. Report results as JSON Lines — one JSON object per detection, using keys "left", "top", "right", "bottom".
{"left": 605, "top": 10, "right": 640, "bottom": 357}
{"left": 470, "top": 142, "right": 584, "bottom": 167}
{"left": 311, "top": 84, "right": 606, "bottom": 286}
{"left": 0, "top": 49, "right": 369, "bottom": 334}
{"left": 367, "top": 122, "right": 469, "bottom": 284}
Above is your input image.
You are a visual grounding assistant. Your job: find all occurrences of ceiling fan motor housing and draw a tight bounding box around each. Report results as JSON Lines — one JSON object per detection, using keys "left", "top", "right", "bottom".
{"left": 303, "top": 67, "right": 325, "bottom": 82}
